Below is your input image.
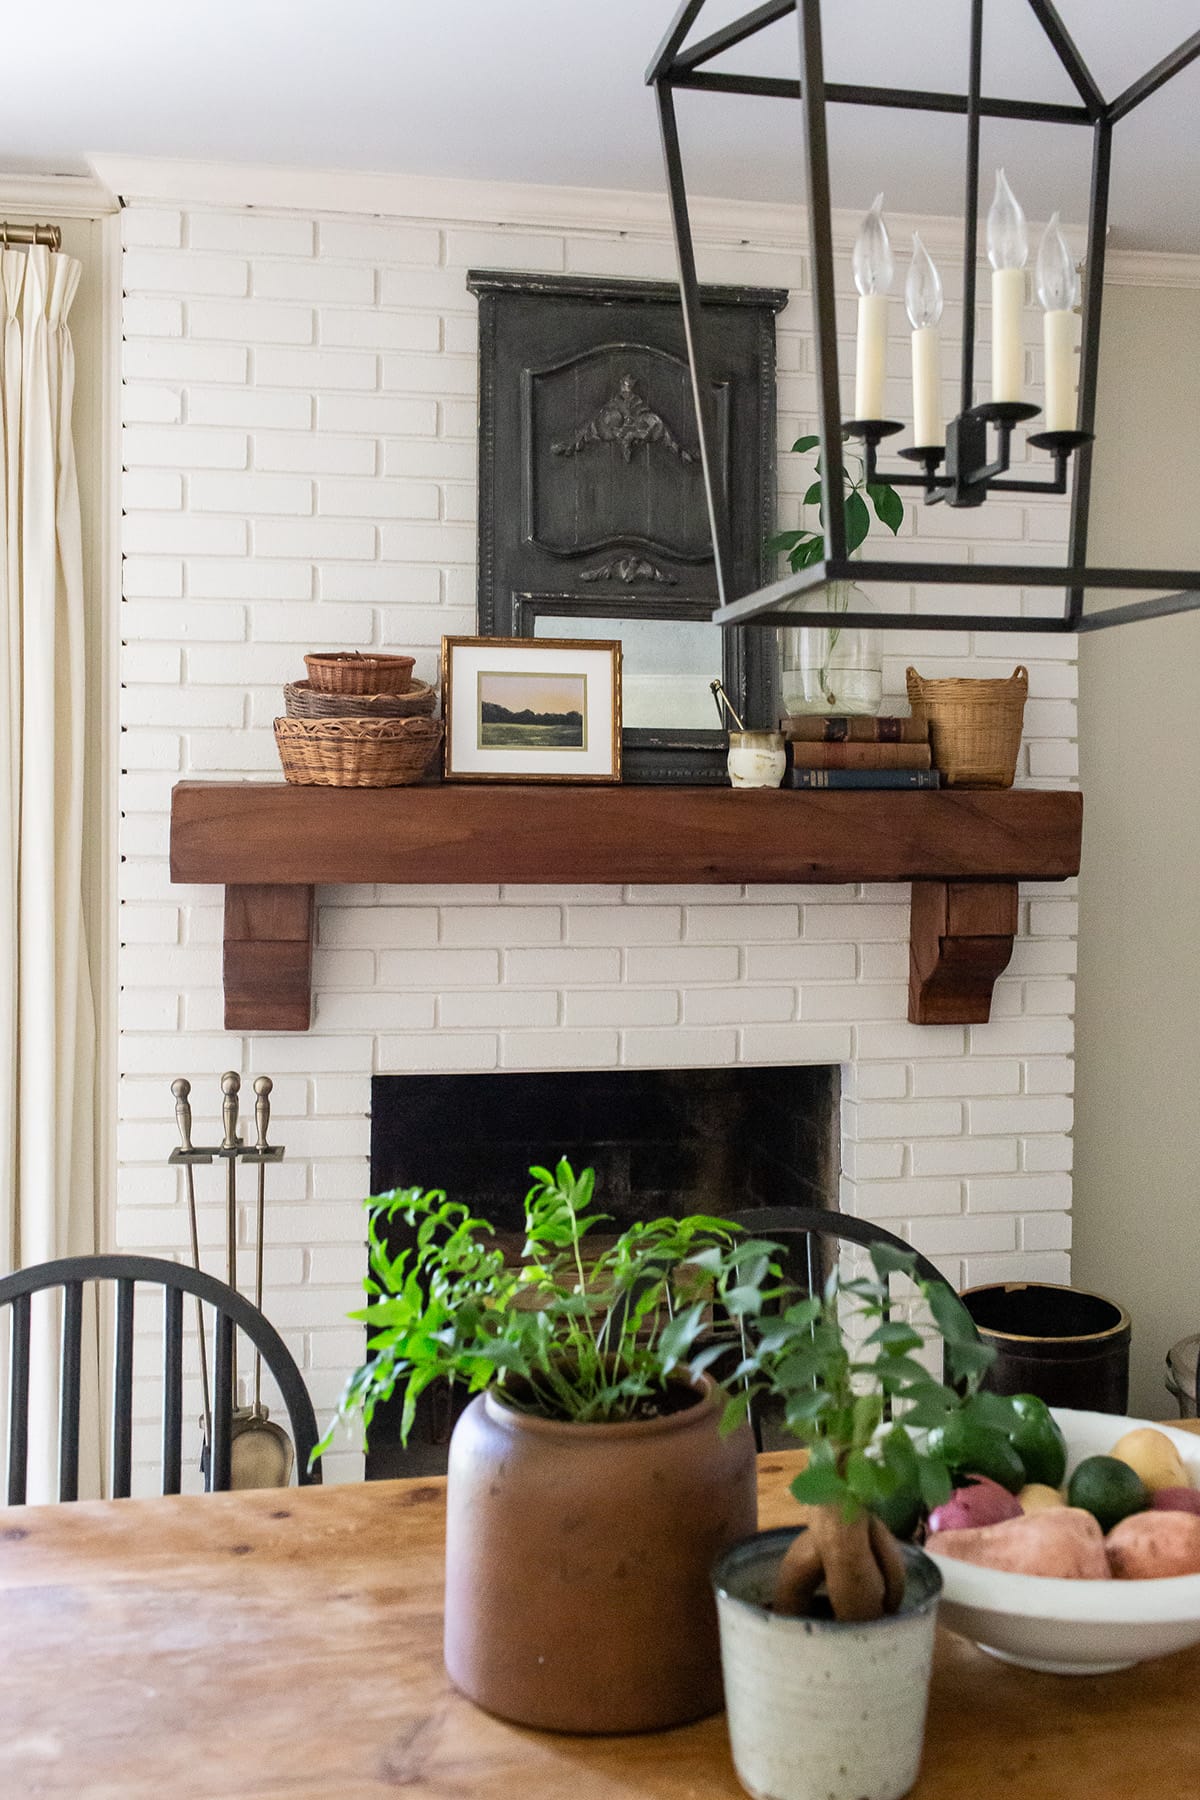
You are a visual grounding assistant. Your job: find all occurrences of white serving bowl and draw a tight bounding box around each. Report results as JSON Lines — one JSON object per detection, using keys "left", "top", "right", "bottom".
{"left": 928, "top": 1407, "right": 1200, "bottom": 1675}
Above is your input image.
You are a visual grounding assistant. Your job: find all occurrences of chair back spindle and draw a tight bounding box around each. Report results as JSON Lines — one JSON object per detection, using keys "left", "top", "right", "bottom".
{"left": 59, "top": 1280, "right": 84, "bottom": 1503}
{"left": 162, "top": 1286, "right": 184, "bottom": 1496}
{"left": 112, "top": 1277, "right": 136, "bottom": 1499}
{"left": 7, "top": 1292, "right": 30, "bottom": 1506}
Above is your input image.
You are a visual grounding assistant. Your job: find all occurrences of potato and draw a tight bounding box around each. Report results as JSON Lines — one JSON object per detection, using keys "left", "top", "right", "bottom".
{"left": 1150, "top": 1488, "right": 1200, "bottom": 1517}
{"left": 927, "top": 1507, "right": 1110, "bottom": 1579}
{"left": 927, "top": 1476, "right": 1022, "bottom": 1534}
{"left": 1109, "top": 1427, "right": 1192, "bottom": 1494}
{"left": 1106, "top": 1510, "right": 1200, "bottom": 1579}
{"left": 1018, "top": 1482, "right": 1067, "bottom": 1515}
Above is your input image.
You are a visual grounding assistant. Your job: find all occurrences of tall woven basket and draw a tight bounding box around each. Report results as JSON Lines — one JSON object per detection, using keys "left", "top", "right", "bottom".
{"left": 906, "top": 665, "right": 1028, "bottom": 789}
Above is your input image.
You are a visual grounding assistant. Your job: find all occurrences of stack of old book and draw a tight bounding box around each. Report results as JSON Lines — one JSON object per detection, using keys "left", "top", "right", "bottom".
{"left": 780, "top": 713, "right": 939, "bottom": 788}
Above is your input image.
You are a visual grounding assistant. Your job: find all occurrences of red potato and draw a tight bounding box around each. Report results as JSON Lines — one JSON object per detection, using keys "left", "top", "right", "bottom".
{"left": 1106, "top": 1510, "right": 1200, "bottom": 1579}
{"left": 928, "top": 1506, "right": 1111, "bottom": 1579}
{"left": 927, "top": 1476, "right": 1023, "bottom": 1535}
{"left": 1150, "top": 1488, "right": 1200, "bottom": 1517}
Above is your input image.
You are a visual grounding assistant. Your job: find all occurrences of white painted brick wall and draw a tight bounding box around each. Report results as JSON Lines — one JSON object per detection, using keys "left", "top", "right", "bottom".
{"left": 118, "top": 191, "right": 1078, "bottom": 1493}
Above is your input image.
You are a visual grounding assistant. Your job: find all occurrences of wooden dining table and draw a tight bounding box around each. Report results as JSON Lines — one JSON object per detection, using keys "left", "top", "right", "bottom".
{"left": 2, "top": 1440, "right": 1199, "bottom": 1800}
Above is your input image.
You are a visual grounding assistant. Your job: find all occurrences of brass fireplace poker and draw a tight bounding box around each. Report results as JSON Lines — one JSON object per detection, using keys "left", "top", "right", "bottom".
{"left": 169, "top": 1072, "right": 291, "bottom": 1488}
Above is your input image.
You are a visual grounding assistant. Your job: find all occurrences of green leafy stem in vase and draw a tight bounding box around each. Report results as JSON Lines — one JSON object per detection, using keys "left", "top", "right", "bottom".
{"left": 766, "top": 434, "right": 905, "bottom": 710}
{"left": 316, "top": 1158, "right": 781, "bottom": 1449}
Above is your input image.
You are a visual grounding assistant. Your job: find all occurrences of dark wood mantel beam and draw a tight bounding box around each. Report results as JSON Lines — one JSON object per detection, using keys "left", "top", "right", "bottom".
{"left": 169, "top": 784, "right": 1083, "bottom": 1033}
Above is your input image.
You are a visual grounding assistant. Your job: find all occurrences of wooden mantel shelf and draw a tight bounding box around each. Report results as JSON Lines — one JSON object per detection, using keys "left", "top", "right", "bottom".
{"left": 169, "top": 782, "right": 1083, "bottom": 1032}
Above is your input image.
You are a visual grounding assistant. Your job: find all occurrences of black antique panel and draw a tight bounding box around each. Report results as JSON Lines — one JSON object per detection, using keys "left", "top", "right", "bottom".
{"left": 469, "top": 271, "right": 788, "bottom": 783}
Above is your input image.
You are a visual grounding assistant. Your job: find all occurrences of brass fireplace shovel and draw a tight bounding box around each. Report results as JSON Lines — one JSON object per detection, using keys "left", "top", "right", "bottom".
{"left": 230, "top": 1076, "right": 295, "bottom": 1489}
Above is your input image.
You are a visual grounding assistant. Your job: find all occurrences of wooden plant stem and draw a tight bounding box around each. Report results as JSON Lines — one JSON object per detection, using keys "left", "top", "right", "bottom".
{"left": 773, "top": 1527, "right": 825, "bottom": 1616}
{"left": 868, "top": 1512, "right": 907, "bottom": 1612}
{"left": 821, "top": 1508, "right": 885, "bottom": 1621}
{"left": 772, "top": 1505, "right": 908, "bottom": 1622}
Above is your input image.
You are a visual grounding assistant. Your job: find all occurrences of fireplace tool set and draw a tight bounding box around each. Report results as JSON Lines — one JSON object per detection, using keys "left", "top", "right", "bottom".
{"left": 169, "top": 1072, "right": 294, "bottom": 1488}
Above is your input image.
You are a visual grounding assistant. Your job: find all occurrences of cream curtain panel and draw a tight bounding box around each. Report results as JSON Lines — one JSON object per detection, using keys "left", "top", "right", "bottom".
{"left": 0, "top": 243, "right": 99, "bottom": 1501}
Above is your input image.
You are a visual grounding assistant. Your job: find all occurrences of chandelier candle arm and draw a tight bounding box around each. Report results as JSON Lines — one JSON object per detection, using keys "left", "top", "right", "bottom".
{"left": 906, "top": 232, "right": 945, "bottom": 449}
{"left": 852, "top": 193, "right": 893, "bottom": 420}
{"left": 987, "top": 168, "right": 1029, "bottom": 404}
{"left": 1037, "top": 210, "right": 1080, "bottom": 433}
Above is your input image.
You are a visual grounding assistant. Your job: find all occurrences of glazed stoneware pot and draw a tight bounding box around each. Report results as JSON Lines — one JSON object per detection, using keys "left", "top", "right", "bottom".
{"left": 443, "top": 1376, "right": 757, "bottom": 1734}
{"left": 713, "top": 1527, "right": 942, "bottom": 1800}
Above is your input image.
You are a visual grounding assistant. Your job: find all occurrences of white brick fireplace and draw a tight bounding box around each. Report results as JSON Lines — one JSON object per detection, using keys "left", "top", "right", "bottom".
{"left": 112, "top": 169, "right": 1078, "bottom": 1490}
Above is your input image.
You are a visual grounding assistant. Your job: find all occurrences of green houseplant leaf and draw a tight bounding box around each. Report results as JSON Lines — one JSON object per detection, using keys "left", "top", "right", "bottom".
{"left": 771, "top": 439, "right": 904, "bottom": 567}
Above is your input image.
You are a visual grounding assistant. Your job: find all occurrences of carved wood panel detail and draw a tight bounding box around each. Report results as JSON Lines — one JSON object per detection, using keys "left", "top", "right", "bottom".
{"left": 523, "top": 344, "right": 727, "bottom": 561}
{"left": 550, "top": 373, "right": 696, "bottom": 463}
{"left": 580, "top": 555, "right": 678, "bottom": 586}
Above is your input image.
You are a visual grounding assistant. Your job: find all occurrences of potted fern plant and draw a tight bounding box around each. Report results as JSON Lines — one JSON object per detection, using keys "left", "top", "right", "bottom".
{"left": 712, "top": 1242, "right": 1013, "bottom": 1800}
{"left": 769, "top": 433, "right": 904, "bottom": 716}
{"left": 319, "top": 1159, "right": 777, "bottom": 1735}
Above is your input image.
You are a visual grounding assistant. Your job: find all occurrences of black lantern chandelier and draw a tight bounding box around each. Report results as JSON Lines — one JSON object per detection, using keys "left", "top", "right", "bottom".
{"left": 648, "top": 0, "right": 1200, "bottom": 635}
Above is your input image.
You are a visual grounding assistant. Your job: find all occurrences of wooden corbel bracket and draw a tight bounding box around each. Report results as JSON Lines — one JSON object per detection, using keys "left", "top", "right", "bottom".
{"left": 223, "top": 885, "right": 315, "bottom": 1032}
{"left": 908, "top": 880, "right": 1018, "bottom": 1026}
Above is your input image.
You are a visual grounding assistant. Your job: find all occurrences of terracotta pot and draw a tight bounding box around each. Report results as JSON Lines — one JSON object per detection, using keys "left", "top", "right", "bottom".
{"left": 443, "top": 1376, "right": 757, "bottom": 1734}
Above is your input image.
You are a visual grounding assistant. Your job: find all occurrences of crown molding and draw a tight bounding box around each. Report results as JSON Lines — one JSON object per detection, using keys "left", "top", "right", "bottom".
{"left": 86, "top": 153, "right": 1200, "bottom": 286}
{"left": 85, "top": 152, "right": 972, "bottom": 254}
{"left": 0, "top": 171, "right": 117, "bottom": 220}
{"left": 1102, "top": 247, "right": 1200, "bottom": 288}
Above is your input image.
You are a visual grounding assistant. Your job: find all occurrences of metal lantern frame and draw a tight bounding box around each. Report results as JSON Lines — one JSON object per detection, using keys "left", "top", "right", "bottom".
{"left": 648, "top": 0, "right": 1200, "bottom": 635}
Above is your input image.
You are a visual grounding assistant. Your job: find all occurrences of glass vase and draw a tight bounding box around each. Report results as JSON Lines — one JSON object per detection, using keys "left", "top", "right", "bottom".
{"left": 777, "top": 581, "right": 882, "bottom": 716}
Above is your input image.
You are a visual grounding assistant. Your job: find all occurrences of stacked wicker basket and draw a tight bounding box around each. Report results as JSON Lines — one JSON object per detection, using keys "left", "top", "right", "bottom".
{"left": 274, "top": 652, "right": 443, "bottom": 787}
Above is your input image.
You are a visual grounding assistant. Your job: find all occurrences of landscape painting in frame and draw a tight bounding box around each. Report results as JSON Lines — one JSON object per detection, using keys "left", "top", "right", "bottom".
{"left": 442, "top": 636, "right": 621, "bottom": 783}
{"left": 478, "top": 670, "right": 588, "bottom": 751}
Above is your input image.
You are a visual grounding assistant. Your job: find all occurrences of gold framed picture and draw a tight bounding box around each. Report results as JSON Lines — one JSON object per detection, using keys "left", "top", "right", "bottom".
{"left": 441, "top": 636, "right": 622, "bottom": 783}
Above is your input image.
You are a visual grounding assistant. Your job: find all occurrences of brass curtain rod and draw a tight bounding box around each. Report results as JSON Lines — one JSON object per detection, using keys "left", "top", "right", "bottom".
{"left": 0, "top": 222, "right": 62, "bottom": 251}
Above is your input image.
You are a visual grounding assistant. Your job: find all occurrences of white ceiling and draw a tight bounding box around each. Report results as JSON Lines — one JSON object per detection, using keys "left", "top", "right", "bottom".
{"left": 6, "top": 2, "right": 1200, "bottom": 251}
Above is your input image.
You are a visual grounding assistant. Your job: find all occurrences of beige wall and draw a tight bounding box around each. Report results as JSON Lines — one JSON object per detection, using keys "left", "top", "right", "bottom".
{"left": 1075, "top": 280, "right": 1200, "bottom": 1416}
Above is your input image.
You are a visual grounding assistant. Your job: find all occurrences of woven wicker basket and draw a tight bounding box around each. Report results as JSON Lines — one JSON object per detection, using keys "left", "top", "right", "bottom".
{"left": 304, "top": 651, "right": 416, "bottom": 695}
{"left": 906, "top": 665, "right": 1028, "bottom": 789}
{"left": 274, "top": 715, "right": 443, "bottom": 787}
{"left": 284, "top": 678, "right": 437, "bottom": 720}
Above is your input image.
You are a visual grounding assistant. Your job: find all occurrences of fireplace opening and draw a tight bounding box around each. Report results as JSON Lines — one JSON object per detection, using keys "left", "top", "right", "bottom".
{"left": 365, "top": 1064, "right": 839, "bottom": 1478}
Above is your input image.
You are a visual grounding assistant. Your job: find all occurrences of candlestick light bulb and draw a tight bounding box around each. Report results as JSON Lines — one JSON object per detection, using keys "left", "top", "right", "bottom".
{"left": 1036, "top": 211, "right": 1078, "bottom": 312}
{"left": 905, "top": 233, "right": 943, "bottom": 330}
{"left": 987, "top": 168, "right": 1028, "bottom": 271}
{"left": 852, "top": 193, "right": 894, "bottom": 297}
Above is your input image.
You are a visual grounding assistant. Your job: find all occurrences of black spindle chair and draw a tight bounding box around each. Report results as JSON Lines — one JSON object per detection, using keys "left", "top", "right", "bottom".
{"left": 724, "top": 1207, "right": 979, "bottom": 1449}
{"left": 0, "top": 1254, "right": 322, "bottom": 1503}
{"left": 725, "top": 1206, "right": 959, "bottom": 1302}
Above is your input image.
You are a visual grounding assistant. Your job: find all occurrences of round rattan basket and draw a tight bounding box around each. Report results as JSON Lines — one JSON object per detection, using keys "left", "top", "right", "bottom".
{"left": 283, "top": 678, "right": 437, "bottom": 719}
{"left": 906, "top": 664, "right": 1028, "bottom": 789}
{"left": 304, "top": 651, "right": 416, "bottom": 695}
{"left": 274, "top": 715, "right": 443, "bottom": 787}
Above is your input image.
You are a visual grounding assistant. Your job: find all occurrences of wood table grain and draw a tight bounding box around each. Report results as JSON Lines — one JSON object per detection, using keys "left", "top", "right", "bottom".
{"left": 1, "top": 1440, "right": 1198, "bottom": 1800}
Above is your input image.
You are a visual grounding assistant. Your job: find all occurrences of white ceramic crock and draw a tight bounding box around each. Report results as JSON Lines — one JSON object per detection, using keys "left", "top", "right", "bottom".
{"left": 727, "top": 731, "right": 786, "bottom": 788}
{"left": 713, "top": 1526, "right": 942, "bottom": 1800}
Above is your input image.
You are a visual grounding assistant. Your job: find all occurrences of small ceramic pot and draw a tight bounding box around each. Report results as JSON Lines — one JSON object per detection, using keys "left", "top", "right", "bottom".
{"left": 713, "top": 1527, "right": 942, "bottom": 1800}
{"left": 444, "top": 1375, "right": 757, "bottom": 1734}
{"left": 727, "top": 730, "right": 786, "bottom": 788}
